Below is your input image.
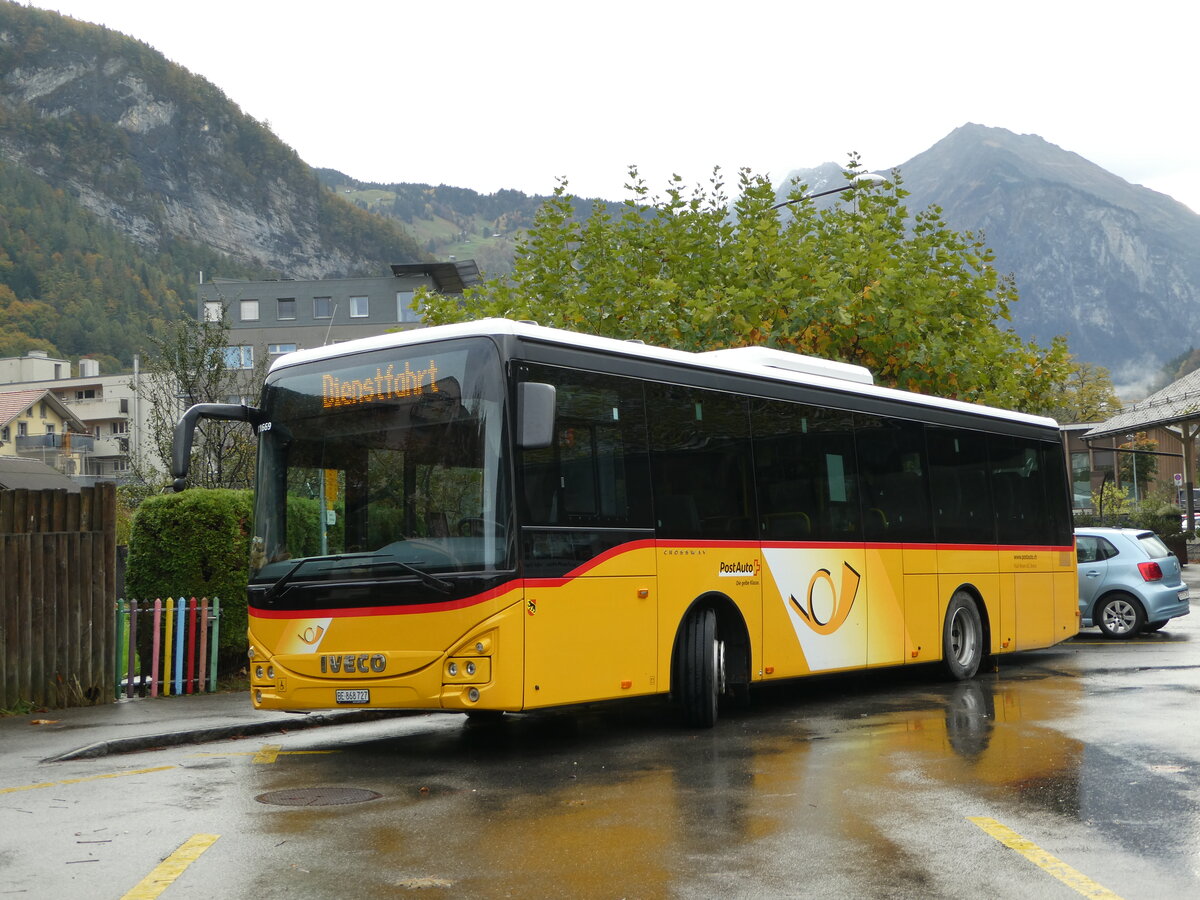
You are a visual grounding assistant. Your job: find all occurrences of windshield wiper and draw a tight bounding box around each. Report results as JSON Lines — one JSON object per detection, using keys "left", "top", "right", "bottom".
{"left": 262, "top": 551, "right": 452, "bottom": 602}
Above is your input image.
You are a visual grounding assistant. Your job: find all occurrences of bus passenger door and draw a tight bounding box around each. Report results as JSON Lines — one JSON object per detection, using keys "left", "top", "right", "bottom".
{"left": 514, "top": 364, "right": 658, "bottom": 709}
{"left": 522, "top": 532, "right": 658, "bottom": 708}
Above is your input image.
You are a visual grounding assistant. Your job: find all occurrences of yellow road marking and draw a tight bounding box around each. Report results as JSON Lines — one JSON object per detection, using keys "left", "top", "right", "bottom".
{"left": 969, "top": 817, "right": 1124, "bottom": 899}
{"left": 0, "top": 766, "right": 175, "bottom": 794}
{"left": 120, "top": 833, "right": 219, "bottom": 900}
{"left": 191, "top": 746, "right": 338, "bottom": 763}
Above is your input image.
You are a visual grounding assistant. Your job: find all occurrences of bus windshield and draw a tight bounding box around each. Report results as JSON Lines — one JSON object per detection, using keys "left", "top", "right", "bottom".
{"left": 249, "top": 338, "right": 513, "bottom": 595}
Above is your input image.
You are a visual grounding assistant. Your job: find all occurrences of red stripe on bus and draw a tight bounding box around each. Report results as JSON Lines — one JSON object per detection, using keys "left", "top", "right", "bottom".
{"left": 249, "top": 581, "right": 520, "bottom": 620}
{"left": 250, "top": 540, "right": 1074, "bottom": 620}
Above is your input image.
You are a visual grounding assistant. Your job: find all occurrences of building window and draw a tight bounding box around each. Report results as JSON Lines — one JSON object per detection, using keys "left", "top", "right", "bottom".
{"left": 314, "top": 297, "right": 333, "bottom": 319}
{"left": 18, "top": 422, "right": 27, "bottom": 437}
{"left": 268, "top": 343, "right": 298, "bottom": 356}
{"left": 240, "top": 299, "right": 260, "bottom": 322}
{"left": 75, "top": 389, "right": 96, "bottom": 400}
{"left": 112, "top": 421, "right": 129, "bottom": 435}
{"left": 350, "top": 295, "right": 369, "bottom": 318}
{"left": 223, "top": 345, "right": 254, "bottom": 369}
{"left": 46, "top": 423, "right": 55, "bottom": 435}
{"left": 203, "top": 301, "right": 223, "bottom": 323}
{"left": 1, "top": 426, "right": 8, "bottom": 441}
{"left": 39, "top": 401, "right": 47, "bottom": 418}
{"left": 397, "top": 291, "right": 419, "bottom": 323}
{"left": 277, "top": 298, "right": 296, "bottom": 320}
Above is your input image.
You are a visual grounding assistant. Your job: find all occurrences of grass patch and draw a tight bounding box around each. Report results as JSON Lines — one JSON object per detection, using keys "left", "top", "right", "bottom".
{"left": 0, "top": 698, "right": 36, "bottom": 717}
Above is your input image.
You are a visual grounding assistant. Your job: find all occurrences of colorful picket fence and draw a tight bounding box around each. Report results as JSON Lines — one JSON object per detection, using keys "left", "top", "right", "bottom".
{"left": 115, "top": 597, "right": 221, "bottom": 698}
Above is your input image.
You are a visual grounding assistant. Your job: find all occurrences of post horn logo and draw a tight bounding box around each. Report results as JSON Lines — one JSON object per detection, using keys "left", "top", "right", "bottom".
{"left": 790, "top": 562, "right": 861, "bottom": 635}
{"left": 297, "top": 625, "right": 325, "bottom": 645}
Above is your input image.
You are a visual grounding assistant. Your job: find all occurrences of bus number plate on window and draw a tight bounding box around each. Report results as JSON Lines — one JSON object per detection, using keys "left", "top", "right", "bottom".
{"left": 335, "top": 689, "right": 369, "bottom": 705}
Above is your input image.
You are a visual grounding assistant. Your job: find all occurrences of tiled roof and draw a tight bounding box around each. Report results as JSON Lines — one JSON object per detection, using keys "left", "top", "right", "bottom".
{"left": 0, "top": 389, "right": 47, "bottom": 428}
{"left": 1084, "top": 368, "right": 1200, "bottom": 439}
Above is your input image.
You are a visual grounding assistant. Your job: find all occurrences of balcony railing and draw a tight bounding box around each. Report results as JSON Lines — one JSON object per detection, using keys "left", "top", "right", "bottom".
{"left": 15, "top": 432, "right": 96, "bottom": 453}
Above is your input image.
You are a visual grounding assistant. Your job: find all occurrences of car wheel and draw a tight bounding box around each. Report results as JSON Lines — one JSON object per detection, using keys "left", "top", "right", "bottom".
{"left": 1141, "top": 620, "right": 1168, "bottom": 634}
{"left": 942, "top": 591, "right": 984, "bottom": 680}
{"left": 1095, "top": 593, "right": 1145, "bottom": 639}
{"left": 679, "top": 607, "right": 723, "bottom": 728}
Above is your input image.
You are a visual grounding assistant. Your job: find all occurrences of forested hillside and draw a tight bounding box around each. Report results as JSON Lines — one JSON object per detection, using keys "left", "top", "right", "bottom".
{"left": 0, "top": 2, "right": 426, "bottom": 368}
{"left": 317, "top": 170, "right": 602, "bottom": 276}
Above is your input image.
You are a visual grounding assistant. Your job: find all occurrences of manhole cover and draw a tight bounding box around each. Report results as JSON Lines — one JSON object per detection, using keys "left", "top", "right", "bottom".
{"left": 256, "top": 787, "right": 382, "bottom": 807}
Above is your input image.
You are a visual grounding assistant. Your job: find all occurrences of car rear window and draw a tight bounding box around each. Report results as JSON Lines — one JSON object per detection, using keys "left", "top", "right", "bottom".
{"left": 1136, "top": 532, "right": 1170, "bottom": 559}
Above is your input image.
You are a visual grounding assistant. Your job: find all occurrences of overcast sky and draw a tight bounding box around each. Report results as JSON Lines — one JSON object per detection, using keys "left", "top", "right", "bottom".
{"left": 32, "top": 0, "right": 1200, "bottom": 213}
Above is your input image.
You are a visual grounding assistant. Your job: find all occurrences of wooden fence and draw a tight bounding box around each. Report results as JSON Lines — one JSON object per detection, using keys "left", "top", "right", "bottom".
{"left": 0, "top": 484, "right": 117, "bottom": 709}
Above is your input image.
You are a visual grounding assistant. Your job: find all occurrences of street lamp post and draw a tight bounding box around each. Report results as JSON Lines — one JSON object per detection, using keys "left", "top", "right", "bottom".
{"left": 770, "top": 173, "right": 886, "bottom": 210}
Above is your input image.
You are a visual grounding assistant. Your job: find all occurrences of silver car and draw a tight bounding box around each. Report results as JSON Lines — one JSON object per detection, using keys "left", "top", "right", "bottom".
{"left": 1075, "top": 527, "right": 1190, "bottom": 638}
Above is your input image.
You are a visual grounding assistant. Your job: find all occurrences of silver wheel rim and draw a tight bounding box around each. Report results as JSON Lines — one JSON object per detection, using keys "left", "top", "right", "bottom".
{"left": 1102, "top": 600, "right": 1137, "bottom": 634}
{"left": 950, "top": 606, "right": 977, "bottom": 667}
{"left": 715, "top": 639, "right": 727, "bottom": 695}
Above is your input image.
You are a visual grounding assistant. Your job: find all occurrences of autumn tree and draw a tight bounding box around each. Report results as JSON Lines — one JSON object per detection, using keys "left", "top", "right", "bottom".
{"left": 1038, "top": 360, "right": 1122, "bottom": 424}
{"left": 420, "top": 160, "right": 1072, "bottom": 412}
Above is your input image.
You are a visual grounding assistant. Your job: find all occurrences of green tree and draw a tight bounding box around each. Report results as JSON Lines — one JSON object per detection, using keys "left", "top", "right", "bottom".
{"left": 135, "top": 314, "right": 267, "bottom": 489}
{"left": 420, "top": 161, "right": 1071, "bottom": 411}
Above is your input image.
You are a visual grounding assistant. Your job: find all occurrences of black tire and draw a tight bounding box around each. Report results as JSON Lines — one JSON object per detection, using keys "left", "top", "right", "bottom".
{"left": 942, "top": 591, "right": 984, "bottom": 680}
{"left": 1095, "top": 594, "right": 1145, "bottom": 639}
{"left": 464, "top": 709, "right": 505, "bottom": 725}
{"left": 679, "top": 607, "right": 722, "bottom": 728}
{"left": 1141, "top": 620, "right": 1168, "bottom": 634}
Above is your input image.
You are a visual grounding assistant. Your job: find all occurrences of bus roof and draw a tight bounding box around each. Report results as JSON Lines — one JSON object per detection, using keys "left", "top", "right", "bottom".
{"left": 267, "top": 318, "right": 1060, "bottom": 431}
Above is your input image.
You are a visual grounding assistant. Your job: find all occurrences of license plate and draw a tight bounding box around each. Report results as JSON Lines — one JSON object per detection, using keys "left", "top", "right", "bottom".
{"left": 335, "top": 689, "right": 369, "bottom": 705}
{"left": 1179, "top": 589, "right": 1190, "bottom": 602}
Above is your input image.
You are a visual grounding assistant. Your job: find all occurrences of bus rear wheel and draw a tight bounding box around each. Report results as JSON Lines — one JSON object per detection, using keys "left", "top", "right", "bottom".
{"left": 679, "top": 607, "right": 723, "bottom": 728}
{"left": 942, "top": 591, "right": 983, "bottom": 680}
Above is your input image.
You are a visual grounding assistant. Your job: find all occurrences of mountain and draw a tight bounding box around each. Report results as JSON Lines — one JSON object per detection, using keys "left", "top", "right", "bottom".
{"left": 0, "top": 2, "right": 426, "bottom": 365}
{"left": 786, "top": 125, "right": 1200, "bottom": 389}
{"left": 314, "top": 170, "right": 604, "bottom": 277}
{"left": 4, "top": 2, "right": 1196, "bottom": 389}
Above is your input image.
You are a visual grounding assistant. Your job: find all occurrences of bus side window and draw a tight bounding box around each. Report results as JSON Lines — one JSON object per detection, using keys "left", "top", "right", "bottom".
{"left": 927, "top": 426, "right": 995, "bottom": 544}
{"left": 751, "top": 399, "right": 860, "bottom": 542}
{"left": 991, "top": 435, "right": 1057, "bottom": 546}
{"left": 648, "top": 385, "right": 754, "bottom": 539}
{"left": 516, "top": 366, "right": 652, "bottom": 529}
{"left": 856, "top": 416, "right": 932, "bottom": 543}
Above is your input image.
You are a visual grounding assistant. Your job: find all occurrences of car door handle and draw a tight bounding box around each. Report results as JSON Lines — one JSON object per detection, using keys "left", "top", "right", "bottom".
{"left": 1084, "top": 570, "right": 1102, "bottom": 577}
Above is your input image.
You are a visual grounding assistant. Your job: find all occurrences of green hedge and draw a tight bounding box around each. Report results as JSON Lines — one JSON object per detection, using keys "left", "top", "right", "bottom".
{"left": 1073, "top": 511, "right": 1182, "bottom": 538}
{"left": 125, "top": 489, "right": 254, "bottom": 666}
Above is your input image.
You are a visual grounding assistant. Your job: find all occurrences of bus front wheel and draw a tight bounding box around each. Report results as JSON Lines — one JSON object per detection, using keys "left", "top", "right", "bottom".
{"left": 942, "top": 591, "right": 983, "bottom": 680}
{"left": 679, "top": 607, "right": 723, "bottom": 728}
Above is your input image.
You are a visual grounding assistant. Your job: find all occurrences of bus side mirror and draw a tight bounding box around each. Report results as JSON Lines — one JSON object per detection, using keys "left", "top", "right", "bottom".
{"left": 172, "top": 402, "right": 263, "bottom": 491}
{"left": 517, "top": 382, "right": 556, "bottom": 450}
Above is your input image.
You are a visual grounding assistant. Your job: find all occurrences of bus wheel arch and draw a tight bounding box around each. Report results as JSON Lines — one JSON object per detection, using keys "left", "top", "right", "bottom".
{"left": 942, "top": 586, "right": 988, "bottom": 680}
{"left": 671, "top": 594, "right": 751, "bottom": 727}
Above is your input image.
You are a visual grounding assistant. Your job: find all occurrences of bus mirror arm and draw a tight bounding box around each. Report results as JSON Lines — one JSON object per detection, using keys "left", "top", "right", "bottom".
{"left": 516, "top": 382, "right": 556, "bottom": 450}
{"left": 172, "top": 402, "right": 264, "bottom": 492}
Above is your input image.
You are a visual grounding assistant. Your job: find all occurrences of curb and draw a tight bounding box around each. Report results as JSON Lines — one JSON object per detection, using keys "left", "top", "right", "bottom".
{"left": 43, "top": 708, "right": 418, "bottom": 763}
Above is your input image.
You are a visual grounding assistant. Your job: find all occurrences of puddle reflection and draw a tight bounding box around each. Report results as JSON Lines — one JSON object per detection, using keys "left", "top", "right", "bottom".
{"left": 244, "top": 662, "right": 1200, "bottom": 895}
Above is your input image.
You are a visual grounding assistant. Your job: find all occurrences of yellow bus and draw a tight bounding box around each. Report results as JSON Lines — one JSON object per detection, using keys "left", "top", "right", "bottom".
{"left": 172, "top": 319, "right": 1078, "bottom": 726}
